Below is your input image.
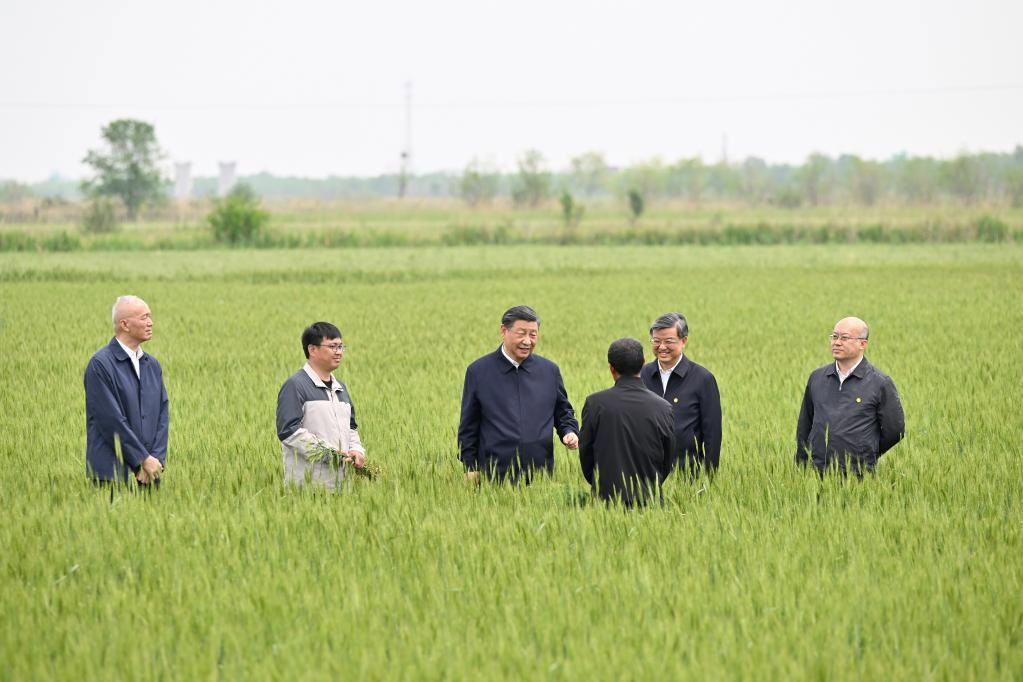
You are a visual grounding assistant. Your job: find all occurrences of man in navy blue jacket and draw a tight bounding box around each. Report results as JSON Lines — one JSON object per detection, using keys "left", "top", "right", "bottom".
{"left": 458, "top": 305, "right": 579, "bottom": 484}
{"left": 640, "top": 312, "right": 722, "bottom": 477}
{"left": 84, "top": 295, "right": 168, "bottom": 486}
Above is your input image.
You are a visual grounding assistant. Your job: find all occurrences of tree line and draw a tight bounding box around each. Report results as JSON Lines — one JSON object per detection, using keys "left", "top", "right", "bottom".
{"left": 2, "top": 119, "right": 1022, "bottom": 209}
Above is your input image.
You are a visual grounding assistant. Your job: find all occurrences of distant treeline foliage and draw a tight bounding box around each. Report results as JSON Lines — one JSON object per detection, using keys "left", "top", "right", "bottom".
{"left": 4, "top": 147, "right": 1023, "bottom": 206}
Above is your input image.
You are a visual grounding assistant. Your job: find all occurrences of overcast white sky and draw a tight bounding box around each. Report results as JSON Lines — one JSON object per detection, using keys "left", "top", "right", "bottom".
{"left": 2, "top": 0, "right": 1022, "bottom": 181}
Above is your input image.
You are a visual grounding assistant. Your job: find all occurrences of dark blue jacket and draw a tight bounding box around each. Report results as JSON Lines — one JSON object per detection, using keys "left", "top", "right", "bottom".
{"left": 84, "top": 338, "right": 169, "bottom": 482}
{"left": 458, "top": 347, "right": 579, "bottom": 482}
{"left": 795, "top": 356, "right": 904, "bottom": 474}
{"left": 640, "top": 355, "right": 722, "bottom": 476}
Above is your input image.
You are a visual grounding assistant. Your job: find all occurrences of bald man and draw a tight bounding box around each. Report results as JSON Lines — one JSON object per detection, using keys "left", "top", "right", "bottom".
{"left": 84, "top": 295, "right": 168, "bottom": 487}
{"left": 795, "top": 317, "right": 904, "bottom": 476}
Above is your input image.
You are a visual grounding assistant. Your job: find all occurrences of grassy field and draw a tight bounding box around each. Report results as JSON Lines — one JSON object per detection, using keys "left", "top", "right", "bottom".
{"left": 2, "top": 199, "right": 1022, "bottom": 249}
{"left": 1, "top": 243, "right": 1021, "bottom": 679}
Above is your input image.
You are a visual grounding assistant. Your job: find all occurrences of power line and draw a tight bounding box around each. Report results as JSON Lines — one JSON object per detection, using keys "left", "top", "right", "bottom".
{"left": 2, "top": 82, "right": 1022, "bottom": 111}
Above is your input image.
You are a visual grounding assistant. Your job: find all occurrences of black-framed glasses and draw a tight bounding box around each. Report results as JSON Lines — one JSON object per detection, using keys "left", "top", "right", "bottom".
{"left": 318, "top": 343, "right": 347, "bottom": 353}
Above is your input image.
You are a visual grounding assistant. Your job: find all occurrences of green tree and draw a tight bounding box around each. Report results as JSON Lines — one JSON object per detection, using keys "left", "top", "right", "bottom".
{"left": 559, "top": 191, "right": 584, "bottom": 230}
{"left": 798, "top": 153, "right": 831, "bottom": 206}
{"left": 568, "top": 151, "right": 610, "bottom": 196}
{"left": 740, "top": 157, "right": 771, "bottom": 204}
{"left": 940, "top": 155, "right": 982, "bottom": 203}
{"left": 208, "top": 184, "right": 269, "bottom": 245}
{"left": 847, "top": 156, "right": 885, "bottom": 206}
{"left": 666, "top": 157, "right": 705, "bottom": 201}
{"left": 459, "top": 158, "right": 499, "bottom": 207}
{"left": 627, "top": 189, "right": 644, "bottom": 226}
{"left": 511, "top": 149, "right": 551, "bottom": 207}
{"left": 82, "top": 119, "right": 166, "bottom": 219}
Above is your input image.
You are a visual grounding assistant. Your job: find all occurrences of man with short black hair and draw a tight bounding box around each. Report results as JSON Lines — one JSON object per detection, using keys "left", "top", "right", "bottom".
{"left": 579, "top": 338, "right": 675, "bottom": 506}
{"left": 458, "top": 305, "right": 579, "bottom": 484}
{"left": 84, "top": 295, "right": 169, "bottom": 487}
{"left": 277, "top": 321, "right": 366, "bottom": 490}
{"left": 795, "top": 316, "right": 904, "bottom": 476}
{"left": 640, "top": 311, "right": 722, "bottom": 477}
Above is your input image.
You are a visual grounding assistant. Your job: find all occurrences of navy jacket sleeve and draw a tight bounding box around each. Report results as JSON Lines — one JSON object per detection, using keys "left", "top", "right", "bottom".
{"left": 152, "top": 365, "right": 170, "bottom": 463}
{"left": 457, "top": 366, "right": 481, "bottom": 470}
{"left": 84, "top": 358, "right": 148, "bottom": 469}
{"left": 877, "top": 376, "right": 905, "bottom": 456}
{"left": 578, "top": 397, "right": 597, "bottom": 486}
{"left": 553, "top": 366, "right": 579, "bottom": 438}
{"left": 795, "top": 377, "right": 813, "bottom": 465}
{"left": 700, "top": 373, "right": 722, "bottom": 472}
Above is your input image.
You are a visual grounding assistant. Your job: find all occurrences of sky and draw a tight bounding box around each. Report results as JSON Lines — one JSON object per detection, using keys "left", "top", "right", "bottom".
{"left": 2, "top": 0, "right": 1022, "bottom": 182}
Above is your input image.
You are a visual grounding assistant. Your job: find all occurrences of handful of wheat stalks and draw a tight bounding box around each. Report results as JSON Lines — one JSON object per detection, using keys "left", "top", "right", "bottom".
{"left": 305, "top": 443, "right": 382, "bottom": 480}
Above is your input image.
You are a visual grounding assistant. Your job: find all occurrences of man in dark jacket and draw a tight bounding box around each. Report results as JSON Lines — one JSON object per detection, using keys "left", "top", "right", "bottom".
{"left": 579, "top": 338, "right": 675, "bottom": 507}
{"left": 640, "top": 312, "right": 722, "bottom": 477}
{"left": 84, "top": 295, "right": 168, "bottom": 486}
{"left": 796, "top": 316, "right": 905, "bottom": 476}
{"left": 458, "top": 305, "right": 579, "bottom": 484}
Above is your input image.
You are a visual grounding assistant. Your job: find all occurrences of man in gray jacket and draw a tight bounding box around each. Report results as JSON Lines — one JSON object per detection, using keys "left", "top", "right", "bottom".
{"left": 276, "top": 322, "right": 366, "bottom": 490}
{"left": 795, "top": 316, "right": 905, "bottom": 476}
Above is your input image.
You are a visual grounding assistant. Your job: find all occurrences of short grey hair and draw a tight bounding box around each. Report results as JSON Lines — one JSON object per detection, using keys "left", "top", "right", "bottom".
{"left": 649, "top": 312, "right": 688, "bottom": 339}
{"left": 112, "top": 295, "right": 146, "bottom": 331}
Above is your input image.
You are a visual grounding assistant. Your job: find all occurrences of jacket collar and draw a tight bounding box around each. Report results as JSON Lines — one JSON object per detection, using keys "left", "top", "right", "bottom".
{"left": 493, "top": 346, "right": 532, "bottom": 373}
{"left": 643, "top": 354, "right": 690, "bottom": 381}
{"left": 107, "top": 336, "right": 147, "bottom": 364}
{"left": 303, "top": 363, "right": 339, "bottom": 390}
{"left": 826, "top": 356, "right": 870, "bottom": 378}
{"left": 614, "top": 374, "right": 646, "bottom": 389}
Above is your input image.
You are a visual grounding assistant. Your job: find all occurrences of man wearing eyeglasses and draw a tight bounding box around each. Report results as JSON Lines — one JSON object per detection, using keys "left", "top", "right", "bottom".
{"left": 795, "top": 317, "right": 904, "bottom": 476}
{"left": 277, "top": 321, "right": 366, "bottom": 490}
{"left": 458, "top": 305, "right": 579, "bottom": 484}
{"left": 640, "top": 312, "right": 722, "bottom": 477}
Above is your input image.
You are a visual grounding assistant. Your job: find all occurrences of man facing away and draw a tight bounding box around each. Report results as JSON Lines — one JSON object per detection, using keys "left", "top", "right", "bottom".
{"left": 277, "top": 322, "right": 366, "bottom": 490}
{"left": 640, "top": 312, "right": 722, "bottom": 477}
{"left": 458, "top": 305, "right": 579, "bottom": 484}
{"left": 796, "top": 316, "right": 905, "bottom": 476}
{"left": 84, "top": 295, "right": 168, "bottom": 487}
{"left": 579, "top": 338, "right": 675, "bottom": 507}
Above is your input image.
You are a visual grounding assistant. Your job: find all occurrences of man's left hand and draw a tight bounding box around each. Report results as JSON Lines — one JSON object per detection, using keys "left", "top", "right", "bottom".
{"left": 562, "top": 433, "right": 579, "bottom": 450}
{"left": 344, "top": 450, "right": 366, "bottom": 468}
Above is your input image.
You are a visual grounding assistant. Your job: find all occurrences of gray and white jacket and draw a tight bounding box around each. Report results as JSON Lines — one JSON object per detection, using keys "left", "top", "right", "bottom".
{"left": 276, "top": 364, "right": 366, "bottom": 490}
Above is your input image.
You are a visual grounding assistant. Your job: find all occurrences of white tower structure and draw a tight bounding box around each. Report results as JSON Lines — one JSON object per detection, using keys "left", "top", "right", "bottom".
{"left": 218, "top": 162, "right": 237, "bottom": 197}
{"left": 174, "top": 162, "right": 192, "bottom": 201}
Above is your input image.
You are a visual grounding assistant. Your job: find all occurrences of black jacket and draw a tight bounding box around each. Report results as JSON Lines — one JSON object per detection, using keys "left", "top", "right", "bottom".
{"left": 579, "top": 375, "right": 675, "bottom": 506}
{"left": 640, "top": 356, "right": 722, "bottom": 475}
{"left": 795, "top": 356, "right": 905, "bottom": 473}
{"left": 458, "top": 348, "right": 579, "bottom": 482}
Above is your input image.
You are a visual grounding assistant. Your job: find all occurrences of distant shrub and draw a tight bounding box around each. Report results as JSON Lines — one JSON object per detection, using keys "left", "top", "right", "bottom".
{"left": 42, "top": 231, "right": 81, "bottom": 252}
{"left": 627, "top": 190, "right": 644, "bottom": 225}
{"left": 0, "top": 231, "right": 36, "bottom": 251}
{"left": 208, "top": 184, "right": 269, "bottom": 245}
{"left": 81, "top": 197, "right": 119, "bottom": 234}
{"left": 975, "top": 215, "right": 1008, "bottom": 242}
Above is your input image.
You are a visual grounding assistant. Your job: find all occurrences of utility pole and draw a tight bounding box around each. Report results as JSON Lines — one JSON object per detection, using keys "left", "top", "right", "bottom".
{"left": 398, "top": 81, "right": 412, "bottom": 198}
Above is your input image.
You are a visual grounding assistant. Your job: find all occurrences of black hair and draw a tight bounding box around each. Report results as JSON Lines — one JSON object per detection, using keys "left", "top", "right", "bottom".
{"left": 649, "top": 312, "right": 689, "bottom": 339}
{"left": 607, "top": 338, "right": 644, "bottom": 376}
{"left": 501, "top": 305, "right": 540, "bottom": 328}
{"left": 302, "top": 321, "right": 342, "bottom": 358}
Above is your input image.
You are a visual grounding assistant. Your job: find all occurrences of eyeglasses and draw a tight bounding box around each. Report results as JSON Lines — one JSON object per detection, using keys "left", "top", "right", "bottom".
{"left": 829, "top": 334, "right": 866, "bottom": 343}
{"left": 317, "top": 343, "right": 347, "bottom": 353}
{"left": 651, "top": 338, "right": 681, "bottom": 348}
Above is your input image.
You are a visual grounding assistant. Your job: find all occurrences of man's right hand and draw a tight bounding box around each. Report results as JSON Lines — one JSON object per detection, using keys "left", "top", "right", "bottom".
{"left": 465, "top": 470, "right": 480, "bottom": 485}
{"left": 137, "top": 455, "right": 162, "bottom": 484}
